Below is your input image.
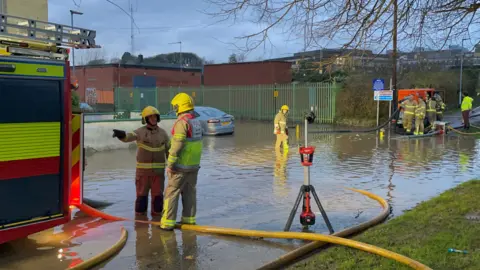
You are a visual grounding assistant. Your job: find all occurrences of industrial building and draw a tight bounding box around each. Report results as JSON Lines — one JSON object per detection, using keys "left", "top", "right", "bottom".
{"left": 203, "top": 61, "right": 292, "bottom": 86}
{"left": 72, "top": 64, "right": 203, "bottom": 105}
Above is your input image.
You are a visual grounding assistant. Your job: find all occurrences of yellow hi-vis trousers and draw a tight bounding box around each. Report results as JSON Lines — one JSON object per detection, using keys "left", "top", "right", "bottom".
{"left": 160, "top": 170, "right": 198, "bottom": 229}
{"left": 415, "top": 116, "right": 425, "bottom": 135}
{"left": 403, "top": 113, "right": 414, "bottom": 132}
{"left": 275, "top": 133, "right": 289, "bottom": 150}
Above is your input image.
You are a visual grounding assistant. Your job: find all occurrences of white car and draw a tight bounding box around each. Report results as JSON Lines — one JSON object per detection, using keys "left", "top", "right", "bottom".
{"left": 167, "top": 106, "right": 234, "bottom": 136}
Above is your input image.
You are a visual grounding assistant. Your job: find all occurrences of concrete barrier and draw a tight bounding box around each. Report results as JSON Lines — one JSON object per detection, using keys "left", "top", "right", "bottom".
{"left": 84, "top": 119, "right": 175, "bottom": 152}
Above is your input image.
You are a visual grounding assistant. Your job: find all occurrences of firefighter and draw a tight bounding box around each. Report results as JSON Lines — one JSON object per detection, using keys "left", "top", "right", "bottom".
{"left": 112, "top": 106, "right": 170, "bottom": 216}
{"left": 434, "top": 93, "right": 445, "bottom": 121}
{"left": 160, "top": 93, "right": 203, "bottom": 231}
{"left": 274, "top": 105, "right": 289, "bottom": 151}
{"left": 461, "top": 92, "right": 474, "bottom": 130}
{"left": 426, "top": 93, "right": 437, "bottom": 124}
{"left": 401, "top": 95, "right": 416, "bottom": 134}
{"left": 414, "top": 96, "right": 426, "bottom": 135}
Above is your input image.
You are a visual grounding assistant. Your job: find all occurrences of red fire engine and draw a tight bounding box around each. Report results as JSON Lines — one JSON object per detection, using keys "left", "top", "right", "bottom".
{"left": 0, "top": 13, "right": 99, "bottom": 244}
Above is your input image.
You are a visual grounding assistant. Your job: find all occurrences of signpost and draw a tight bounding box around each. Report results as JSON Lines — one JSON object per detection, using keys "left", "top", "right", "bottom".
{"left": 372, "top": 78, "right": 394, "bottom": 127}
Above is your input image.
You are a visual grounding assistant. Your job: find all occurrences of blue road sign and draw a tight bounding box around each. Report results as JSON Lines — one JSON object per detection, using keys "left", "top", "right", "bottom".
{"left": 372, "top": 78, "right": 385, "bottom": 91}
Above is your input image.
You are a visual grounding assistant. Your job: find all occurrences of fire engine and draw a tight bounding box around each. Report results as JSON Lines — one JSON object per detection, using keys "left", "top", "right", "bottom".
{"left": 0, "top": 13, "right": 99, "bottom": 244}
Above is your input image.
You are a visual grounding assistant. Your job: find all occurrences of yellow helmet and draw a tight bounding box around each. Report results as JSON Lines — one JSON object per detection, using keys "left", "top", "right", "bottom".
{"left": 141, "top": 106, "right": 160, "bottom": 125}
{"left": 171, "top": 92, "right": 194, "bottom": 115}
{"left": 281, "top": 105, "right": 289, "bottom": 111}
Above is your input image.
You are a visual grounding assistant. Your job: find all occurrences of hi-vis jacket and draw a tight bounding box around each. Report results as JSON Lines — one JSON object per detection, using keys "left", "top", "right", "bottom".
{"left": 461, "top": 96, "right": 474, "bottom": 111}
{"left": 401, "top": 99, "right": 417, "bottom": 115}
{"left": 167, "top": 112, "right": 203, "bottom": 172}
{"left": 427, "top": 99, "right": 437, "bottom": 114}
{"left": 415, "top": 99, "right": 426, "bottom": 118}
{"left": 122, "top": 126, "right": 170, "bottom": 176}
{"left": 274, "top": 111, "right": 288, "bottom": 134}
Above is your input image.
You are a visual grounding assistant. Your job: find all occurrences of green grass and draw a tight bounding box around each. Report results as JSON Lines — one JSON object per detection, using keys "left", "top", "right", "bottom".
{"left": 289, "top": 180, "right": 480, "bottom": 270}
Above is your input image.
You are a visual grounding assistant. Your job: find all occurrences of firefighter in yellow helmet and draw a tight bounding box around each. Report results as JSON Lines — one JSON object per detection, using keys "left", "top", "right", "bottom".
{"left": 112, "top": 106, "right": 170, "bottom": 216}
{"left": 160, "top": 93, "right": 203, "bottom": 231}
{"left": 274, "top": 105, "right": 289, "bottom": 151}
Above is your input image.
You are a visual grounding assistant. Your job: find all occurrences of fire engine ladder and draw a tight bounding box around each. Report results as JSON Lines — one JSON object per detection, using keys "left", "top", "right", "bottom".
{"left": 0, "top": 13, "right": 100, "bottom": 60}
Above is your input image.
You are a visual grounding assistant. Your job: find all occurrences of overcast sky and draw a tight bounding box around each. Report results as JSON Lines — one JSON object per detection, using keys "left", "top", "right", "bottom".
{"left": 48, "top": 0, "right": 319, "bottom": 63}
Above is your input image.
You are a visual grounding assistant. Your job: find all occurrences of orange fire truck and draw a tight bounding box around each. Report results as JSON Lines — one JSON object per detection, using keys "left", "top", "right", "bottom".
{"left": 0, "top": 13, "right": 99, "bottom": 244}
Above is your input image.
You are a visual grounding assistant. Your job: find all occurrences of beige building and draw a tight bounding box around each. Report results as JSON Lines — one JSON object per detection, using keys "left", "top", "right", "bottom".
{"left": 0, "top": 0, "right": 48, "bottom": 21}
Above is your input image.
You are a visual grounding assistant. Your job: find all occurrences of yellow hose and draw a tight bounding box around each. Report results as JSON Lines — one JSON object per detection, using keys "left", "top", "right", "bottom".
{"left": 448, "top": 126, "right": 480, "bottom": 135}
{"left": 175, "top": 224, "right": 431, "bottom": 270}
{"left": 74, "top": 188, "right": 431, "bottom": 270}
{"left": 259, "top": 188, "right": 390, "bottom": 269}
{"left": 67, "top": 226, "right": 128, "bottom": 270}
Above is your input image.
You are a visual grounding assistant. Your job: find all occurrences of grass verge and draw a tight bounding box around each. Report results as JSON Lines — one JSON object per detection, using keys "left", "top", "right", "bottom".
{"left": 289, "top": 180, "right": 480, "bottom": 270}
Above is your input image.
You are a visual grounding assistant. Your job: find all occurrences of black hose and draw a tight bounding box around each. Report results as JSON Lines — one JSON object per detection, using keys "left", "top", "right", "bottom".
{"left": 309, "top": 108, "right": 401, "bottom": 134}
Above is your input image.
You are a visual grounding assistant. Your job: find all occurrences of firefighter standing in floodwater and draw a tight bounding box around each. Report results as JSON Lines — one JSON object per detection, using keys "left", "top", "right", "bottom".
{"left": 426, "top": 94, "right": 437, "bottom": 124}
{"left": 415, "top": 96, "right": 426, "bottom": 135}
{"left": 112, "top": 106, "right": 170, "bottom": 216}
{"left": 434, "top": 93, "right": 445, "bottom": 121}
{"left": 461, "top": 92, "right": 474, "bottom": 130}
{"left": 401, "top": 95, "right": 416, "bottom": 133}
{"left": 161, "top": 93, "right": 203, "bottom": 231}
{"left": 274, "top": 105, "right": 289, "bottom": 151}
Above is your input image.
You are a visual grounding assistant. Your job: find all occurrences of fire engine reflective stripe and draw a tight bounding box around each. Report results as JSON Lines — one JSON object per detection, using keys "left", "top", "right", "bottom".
{"left": 137, "top": 143, "right": 165, "bottom": 152}
{"left": 1, "top": 213, "right": 64, "bottom": 229}
{"left": 0, "top": 61, "right": 65, "bottom": 77}
{"left": 71, "top": 114, "right": 82, "bottom": 205}
{"left": 136, "top": 162, "right": 165, "bottom": 169}
{"left": 0, "top": 122, "right": 60, "bottom": 162}
{"left": 181, "top": 216, "right": 196, "bottom": 224}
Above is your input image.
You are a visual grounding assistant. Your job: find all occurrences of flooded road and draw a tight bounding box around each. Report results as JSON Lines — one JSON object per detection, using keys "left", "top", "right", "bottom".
{"left": 2, "top": 121, "right": 479, "bottom": 270}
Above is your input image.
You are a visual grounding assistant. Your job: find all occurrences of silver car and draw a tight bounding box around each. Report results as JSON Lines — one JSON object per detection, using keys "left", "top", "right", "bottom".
{"left": 167, "top": 106, "right": 235, "bottom": 136}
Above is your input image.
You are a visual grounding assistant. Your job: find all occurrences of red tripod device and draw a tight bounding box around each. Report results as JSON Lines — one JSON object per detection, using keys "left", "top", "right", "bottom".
{"left": 284, "top": 109, "right": 334, "bottom": 233}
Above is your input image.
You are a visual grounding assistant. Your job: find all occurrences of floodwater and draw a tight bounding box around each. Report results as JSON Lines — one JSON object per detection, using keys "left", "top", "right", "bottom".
{"left": 1, "top": 121, "right": 479, "bottom": 270}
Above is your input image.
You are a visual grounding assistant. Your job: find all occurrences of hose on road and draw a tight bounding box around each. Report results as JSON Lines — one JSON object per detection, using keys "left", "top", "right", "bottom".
{"left": 71, "top": 188, "right": 431, "bottom": 270}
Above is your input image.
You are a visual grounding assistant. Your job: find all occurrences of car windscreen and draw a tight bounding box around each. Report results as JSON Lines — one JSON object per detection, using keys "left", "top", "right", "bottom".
{"left": 202, "top": 108, "right": 226, "bottom": 117}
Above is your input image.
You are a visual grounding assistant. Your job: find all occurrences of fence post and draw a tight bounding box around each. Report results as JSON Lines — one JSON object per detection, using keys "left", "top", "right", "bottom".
{"left": 332, "top": 81, "right": 337, "bottom": 124}
{"left": 228, "top": 85, "right": 231, "bottom": 114}
{"left": 292, "top": 83, "right": 296, "bottom": 122}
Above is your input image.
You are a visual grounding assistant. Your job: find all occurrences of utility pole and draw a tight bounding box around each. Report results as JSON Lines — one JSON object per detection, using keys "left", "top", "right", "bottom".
{"left": 169, "top": 41, "right": 182, "bottom": 72}
{"left": 459, "top": 38, "right": 468, "bottom": 106}
{"left": 129, "top": 1, "right": 135, "bottom": 54}
{"left": 70, "top": 10, "right": 83, "bottom": 75}
{"left": 392, "top": 0, "right": 398, "bottom": 112}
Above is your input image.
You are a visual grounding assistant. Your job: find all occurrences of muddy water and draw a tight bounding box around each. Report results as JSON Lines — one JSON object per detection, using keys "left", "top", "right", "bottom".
{"left": 2, "top": 121, "right": 479, "bottom": 270}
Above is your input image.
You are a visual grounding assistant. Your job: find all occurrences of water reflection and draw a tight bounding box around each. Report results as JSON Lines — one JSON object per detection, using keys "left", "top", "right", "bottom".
{"left": 273, "top": 149, "right": 290, "bottom": 199}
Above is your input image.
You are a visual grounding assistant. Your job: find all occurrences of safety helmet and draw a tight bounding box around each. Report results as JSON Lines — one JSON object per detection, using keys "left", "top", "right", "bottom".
{"left": 171, "top": 93, "right": 194, "bottom": 115}
{"left": 141, "top": 106, "right": 160, "bottom": 125}
{"left": 281, "top": 105, "right": 289, "bottom": 111}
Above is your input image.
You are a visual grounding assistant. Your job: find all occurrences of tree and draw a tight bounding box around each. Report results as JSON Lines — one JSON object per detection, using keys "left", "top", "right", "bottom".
{"left": 237, "top": 53, "right": 247, "bottom": 62}
{"left": 78, "top": 48, "right": 107, "bottom": 65}
{"left": 228, "top": 53, "right": 238, "bottom": 63}
{"left": 205, "top": 1, "right": 480, "bottom": 52}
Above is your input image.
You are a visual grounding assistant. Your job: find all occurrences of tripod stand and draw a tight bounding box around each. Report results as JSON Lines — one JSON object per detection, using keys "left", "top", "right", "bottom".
{"left": 283, "top": 110, "right": 335, "bottom": 233}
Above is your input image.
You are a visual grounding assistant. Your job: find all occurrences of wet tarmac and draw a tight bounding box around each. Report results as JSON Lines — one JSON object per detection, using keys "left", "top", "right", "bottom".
{"left": 1, "top": 121, "right": 479, "bottom": 270}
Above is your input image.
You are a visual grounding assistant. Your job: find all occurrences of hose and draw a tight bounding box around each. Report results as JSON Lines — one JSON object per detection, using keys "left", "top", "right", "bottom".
{"left": 67, "top": 226, "right": 128, "bottom": 270}
{"left": 258, "top": 188, "right": 390, "bottom": 269}
{"left": 73, "top": 188, "right": 431, "bottom": 270}
{"left": 309, "top": 108, "right": 401, "bottom": 134}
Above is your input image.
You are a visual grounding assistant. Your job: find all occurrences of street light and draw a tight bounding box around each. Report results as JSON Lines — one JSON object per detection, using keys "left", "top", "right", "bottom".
{"left": 70, "top": 10, "right": 83, "bottom": 75}
{"left": 459, "top": 38, "right": 468, "bottom": 106}
{"left": 169, "top": 41, "right": 182, "bottom": 72}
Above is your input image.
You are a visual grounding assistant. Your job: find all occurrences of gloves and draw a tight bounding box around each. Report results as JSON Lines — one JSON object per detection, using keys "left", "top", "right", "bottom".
{"left": 112, "top": 129, "right": 126, "bottom": 139}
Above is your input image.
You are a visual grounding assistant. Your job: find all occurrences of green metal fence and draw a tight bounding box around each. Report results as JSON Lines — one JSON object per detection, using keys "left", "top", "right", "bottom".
{"left": 114, "top": 83, "right": 339, "bottom": 123}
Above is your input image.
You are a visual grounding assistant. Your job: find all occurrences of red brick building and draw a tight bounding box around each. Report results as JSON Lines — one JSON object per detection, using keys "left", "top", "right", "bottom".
{"left": 203, "top": 61, "right": 292, "bottom": 86}
{"left": 72, "top": 64, "right": 202, "bottom": 103}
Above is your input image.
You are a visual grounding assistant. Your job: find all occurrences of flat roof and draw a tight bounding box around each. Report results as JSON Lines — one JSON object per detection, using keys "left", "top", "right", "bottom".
{"left": 204, "top": 60, "right": 291, "bottom": 67}
{"left": 72, "top": 63, "right": 203, "bottom": 72}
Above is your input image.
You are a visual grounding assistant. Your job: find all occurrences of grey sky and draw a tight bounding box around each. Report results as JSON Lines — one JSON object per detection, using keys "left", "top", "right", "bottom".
{"left": 49, "top": 0, "right": 309, "bottom": 63}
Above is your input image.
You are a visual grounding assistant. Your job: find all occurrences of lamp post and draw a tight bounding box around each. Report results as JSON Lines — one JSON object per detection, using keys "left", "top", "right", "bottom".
{"left": 459, "top": 38, "right": 468, "bottom": 106}
{"left": 169, "top": 41, "right": 182, "bottom": 72}
{"left": 70, "top": 10, "right": 83, "bottom": 75}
